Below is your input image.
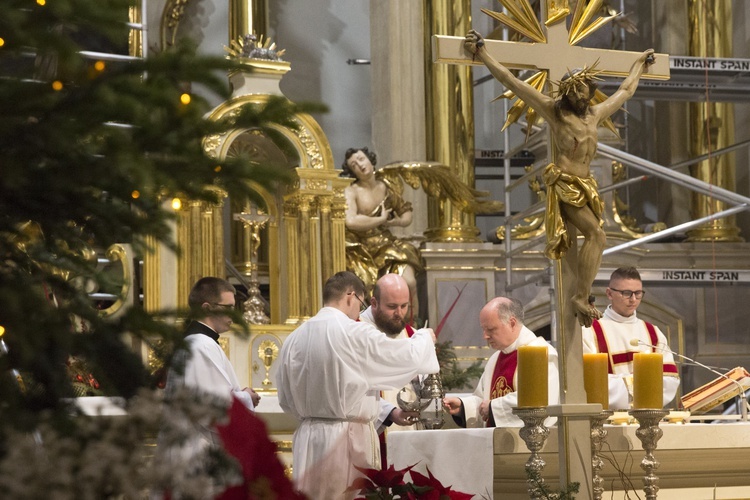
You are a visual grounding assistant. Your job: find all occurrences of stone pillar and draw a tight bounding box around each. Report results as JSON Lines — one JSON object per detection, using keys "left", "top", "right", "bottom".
{"left": 370, "top": 0, "right": 428, "bottom": 237}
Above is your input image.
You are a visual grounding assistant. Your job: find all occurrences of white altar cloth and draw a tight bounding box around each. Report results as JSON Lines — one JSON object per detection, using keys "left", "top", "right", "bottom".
{"left": 388, "top": 428, "right": 495, "bottom": 498}
{"left": 388, "top": 423, "right": 750, "bottom": 499}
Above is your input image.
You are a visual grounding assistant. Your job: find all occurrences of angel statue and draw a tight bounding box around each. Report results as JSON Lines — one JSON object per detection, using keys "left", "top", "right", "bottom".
{"left": 342, "top": 147, "right": 502, "bottom": 320}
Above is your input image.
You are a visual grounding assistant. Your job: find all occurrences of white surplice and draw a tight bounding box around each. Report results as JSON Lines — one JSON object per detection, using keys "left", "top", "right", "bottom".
{"left": 459, "top": 326, "right": 559, "bottom": 428}
{"left": 276, "top": 307, "right": 439, "bottom": 500}
{"left": 582, "top": 305, "right": 680, "bottom": 409}
{"left": 159, "top": 321, "right": 255, "bottom": 477}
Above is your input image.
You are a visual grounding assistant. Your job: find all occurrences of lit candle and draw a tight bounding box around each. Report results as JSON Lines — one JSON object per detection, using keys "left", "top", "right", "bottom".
{"left": 517, "top": 345, "right": 548, "bottom": 407}
{"left": 633, "top": 352, "right": 663, "bottom": 409}
{"left": 583, "top": 353, "right": 609, "bottom": 410}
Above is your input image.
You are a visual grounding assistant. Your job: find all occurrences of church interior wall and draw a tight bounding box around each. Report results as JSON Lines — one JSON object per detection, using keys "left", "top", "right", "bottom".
{"left": 271, "top": 0, "right": 372, "bottom": 165}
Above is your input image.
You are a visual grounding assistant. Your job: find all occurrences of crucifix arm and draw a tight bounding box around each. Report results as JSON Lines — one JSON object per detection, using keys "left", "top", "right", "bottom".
{"left": 593, "top": 49, "right": 655, "bottom": 121}
{"left": 465, "top": 30, "right": 556, "bottom": 123}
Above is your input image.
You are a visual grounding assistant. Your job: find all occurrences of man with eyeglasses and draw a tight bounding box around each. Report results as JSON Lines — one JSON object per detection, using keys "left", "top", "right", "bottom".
{"left": 582, "top": 267, "right": 679, "bottom": 409}
{"left": 165, "top": 277, "right": 261, "bottom": 410}
{"left": 276, "top": 271, "right": 439, "bottom": 499}
{"left": 160, "top": 277, "right": 261, "bottom": 477}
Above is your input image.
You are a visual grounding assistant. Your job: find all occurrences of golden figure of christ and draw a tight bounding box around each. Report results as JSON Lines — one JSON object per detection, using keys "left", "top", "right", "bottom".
{"left": 433, "top": 9, "right": 669, "bottom": 327}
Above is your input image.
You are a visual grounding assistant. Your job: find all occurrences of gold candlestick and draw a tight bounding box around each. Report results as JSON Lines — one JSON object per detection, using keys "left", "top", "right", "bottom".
{"left": 512, "top": 407, "right": 550, "bottom": 499}
{"left": 628, "top": 409, "right": 669, "bottom": 500}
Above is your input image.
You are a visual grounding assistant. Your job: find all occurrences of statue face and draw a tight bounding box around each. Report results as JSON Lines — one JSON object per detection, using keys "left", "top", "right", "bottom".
{"left": 563, "top": 82, "right": 593, "bottom": 115}
{"left": 346, "top": 150, "right": 374, "bottom": 180}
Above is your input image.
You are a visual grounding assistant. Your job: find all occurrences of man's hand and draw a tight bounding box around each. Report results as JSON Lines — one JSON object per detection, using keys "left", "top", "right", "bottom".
{"left": 464, "top": 29, "right": 485, "bottom": 55}
{"left": 479, "top": 400, "right": 492, "bottom": 422}
{"left": 443, "top": 396, "right": 463, "bottom": 415}
{"left": 390, "top": 408, "right": 420, "bottom": 426}
{"left": 244, "top": 388, "right": 261, "bottom": 407}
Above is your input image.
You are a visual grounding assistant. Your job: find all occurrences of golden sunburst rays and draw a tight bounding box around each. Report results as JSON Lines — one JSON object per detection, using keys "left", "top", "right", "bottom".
{"left": 481, "top": 0, "right": 621, "bottom": 137}
{"left": 546, "top": 0, "right": 571, "bottom": 26}
{"left": 481, "top": 0, "right": 546, "bottom": 43}
{"left": 224, "top": 34, "right": 286, "bottom": 60}
{"left": 568, "top": 0, "right": 617, "bottom": 45}
{"left": 491, "top": 71, "right": 547, "bottom": 140}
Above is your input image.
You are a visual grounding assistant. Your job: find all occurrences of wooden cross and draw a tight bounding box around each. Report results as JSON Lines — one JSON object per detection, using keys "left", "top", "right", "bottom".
{"left": 432, "top": 15, "right": 669, "bottom": 84}
{"left": 432, "top": 3, "right": 670, "bottom": 496}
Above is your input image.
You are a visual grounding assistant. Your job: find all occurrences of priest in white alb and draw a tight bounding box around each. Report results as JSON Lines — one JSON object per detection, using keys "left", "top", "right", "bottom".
{"left": 276, "top": 271, "right": 439, "bottom": 500}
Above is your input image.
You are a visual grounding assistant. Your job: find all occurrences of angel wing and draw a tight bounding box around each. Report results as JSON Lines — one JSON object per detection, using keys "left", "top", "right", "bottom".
{"left": 375, "top": 161, "right": 504, "bottom": 214}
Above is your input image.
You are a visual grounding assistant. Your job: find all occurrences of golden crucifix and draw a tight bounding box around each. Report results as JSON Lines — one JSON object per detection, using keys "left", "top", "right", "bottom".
{"left": 433, "top": 0, "right": 670, "bottom": 494}
{"left": 434, "top": 0, "right": 669, "bottom": 327}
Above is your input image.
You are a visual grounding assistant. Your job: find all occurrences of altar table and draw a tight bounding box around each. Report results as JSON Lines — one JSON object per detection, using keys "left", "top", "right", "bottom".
{"left": 387, "top": 423, "right": 750, "bottom": 499}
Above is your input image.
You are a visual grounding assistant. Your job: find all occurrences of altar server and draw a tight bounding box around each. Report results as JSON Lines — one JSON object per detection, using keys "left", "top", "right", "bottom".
{"left": 276, "top": 271, "right": 439, "bottom": 500}
{"left": 583, "top": 267, "right": 679, "bottom": 409}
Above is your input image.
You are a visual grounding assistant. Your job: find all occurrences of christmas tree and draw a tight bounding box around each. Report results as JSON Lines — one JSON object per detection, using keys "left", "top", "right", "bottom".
{"left": 0, "top": 0, "right": 316, "bottom": 495}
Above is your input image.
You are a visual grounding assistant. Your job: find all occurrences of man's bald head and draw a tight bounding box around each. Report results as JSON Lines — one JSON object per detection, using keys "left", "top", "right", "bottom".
{"left": 371, "top": 273, "right": 411, "bottom": 336}
{"left": 480, "top": 296, "right": 524, "bottom": 351}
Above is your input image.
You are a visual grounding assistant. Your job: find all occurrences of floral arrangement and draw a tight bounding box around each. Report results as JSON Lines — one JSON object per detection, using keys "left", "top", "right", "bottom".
{"left": 346, "top": 463, "right": 473, "bottom": 500}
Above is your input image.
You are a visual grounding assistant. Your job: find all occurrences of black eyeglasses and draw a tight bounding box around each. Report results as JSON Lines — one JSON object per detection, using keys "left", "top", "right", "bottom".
{"left": 609, "top": 288, "right": 645, "bottom": 300}
{"left": 210, "top": 302, "right": 235, "bottom": 310}
{"left": 348, "top": 291, "right": 368, "bottom": 312}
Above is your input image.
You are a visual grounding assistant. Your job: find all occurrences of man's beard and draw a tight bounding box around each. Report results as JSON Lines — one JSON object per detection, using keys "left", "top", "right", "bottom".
{"left": 559, "top": 94, "right": 589, "bottom": 117}
{"left": 373, "top": 308, "right": 406, "bottom": 336}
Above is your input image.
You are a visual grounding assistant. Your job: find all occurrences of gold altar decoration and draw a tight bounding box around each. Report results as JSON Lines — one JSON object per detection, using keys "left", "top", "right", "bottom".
{"left": 235, "top": 207, "right": 271, "bottom": 325}
{"left": 257, "top": 339, "right": 278, "bottom": 387}
{"left": 225, "top": 34, "right": 285, "bottom": 62}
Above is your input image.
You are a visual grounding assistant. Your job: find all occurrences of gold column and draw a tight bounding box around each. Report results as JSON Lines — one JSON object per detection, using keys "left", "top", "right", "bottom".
{"left": 309, "top": 197, "right": 321, "bottom": 311}
{"left": 297, "top": 194, "right": 313, "bottom": 318}
{"left": 267, "top": 215, "right": 281, "bottom": 324}
{"left": 128, "top": 4, "right": 142, "bottom": 58}
{"left": 686, "top": 0, "right": 742, "bottom": 242}
{"left": 283, "top": 199, "right": 300, "bottom": 324}
{"left": 423, "top": 0, "right": 480, "bottom": 242}
{"left": 331, "top": 183, "right": 349, "bottom": 274}
{"left": 142, "top": 235, "right": 160, "bottom": 313}
{"left": 201, "top": 198, "right": 224, "bottom": 277}
{"left": 318, "top": 196, "right": 333, "bottom": 283}
{"left": 229, "top": 0, "right": 268, "bottom": 42}
{"left": 174, "top": 199, "right": 226, "bottom": 307}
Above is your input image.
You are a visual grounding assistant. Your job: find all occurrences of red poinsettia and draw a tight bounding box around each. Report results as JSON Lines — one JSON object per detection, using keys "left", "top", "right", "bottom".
{"left": 409, "top": 467, "right": 474, "bottom": 500}
{"left": 215, "top": 397, "right": 306, "bottom": 500}
{"left": 346, "top": 463, "right": 471, "bottom": 500}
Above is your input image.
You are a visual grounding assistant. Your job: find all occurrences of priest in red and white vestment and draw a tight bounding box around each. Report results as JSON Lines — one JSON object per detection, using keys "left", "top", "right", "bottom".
{"left": 583, "top": 267, "right": 679, "bottom": 409}
{"left": 443, "top": 296, "right": 559, "bottom": 427}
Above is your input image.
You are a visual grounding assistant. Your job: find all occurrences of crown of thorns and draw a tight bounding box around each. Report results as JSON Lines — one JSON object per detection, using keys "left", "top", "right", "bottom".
{"left": 552, "top": 61, "right": 604, "bottom": 98}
